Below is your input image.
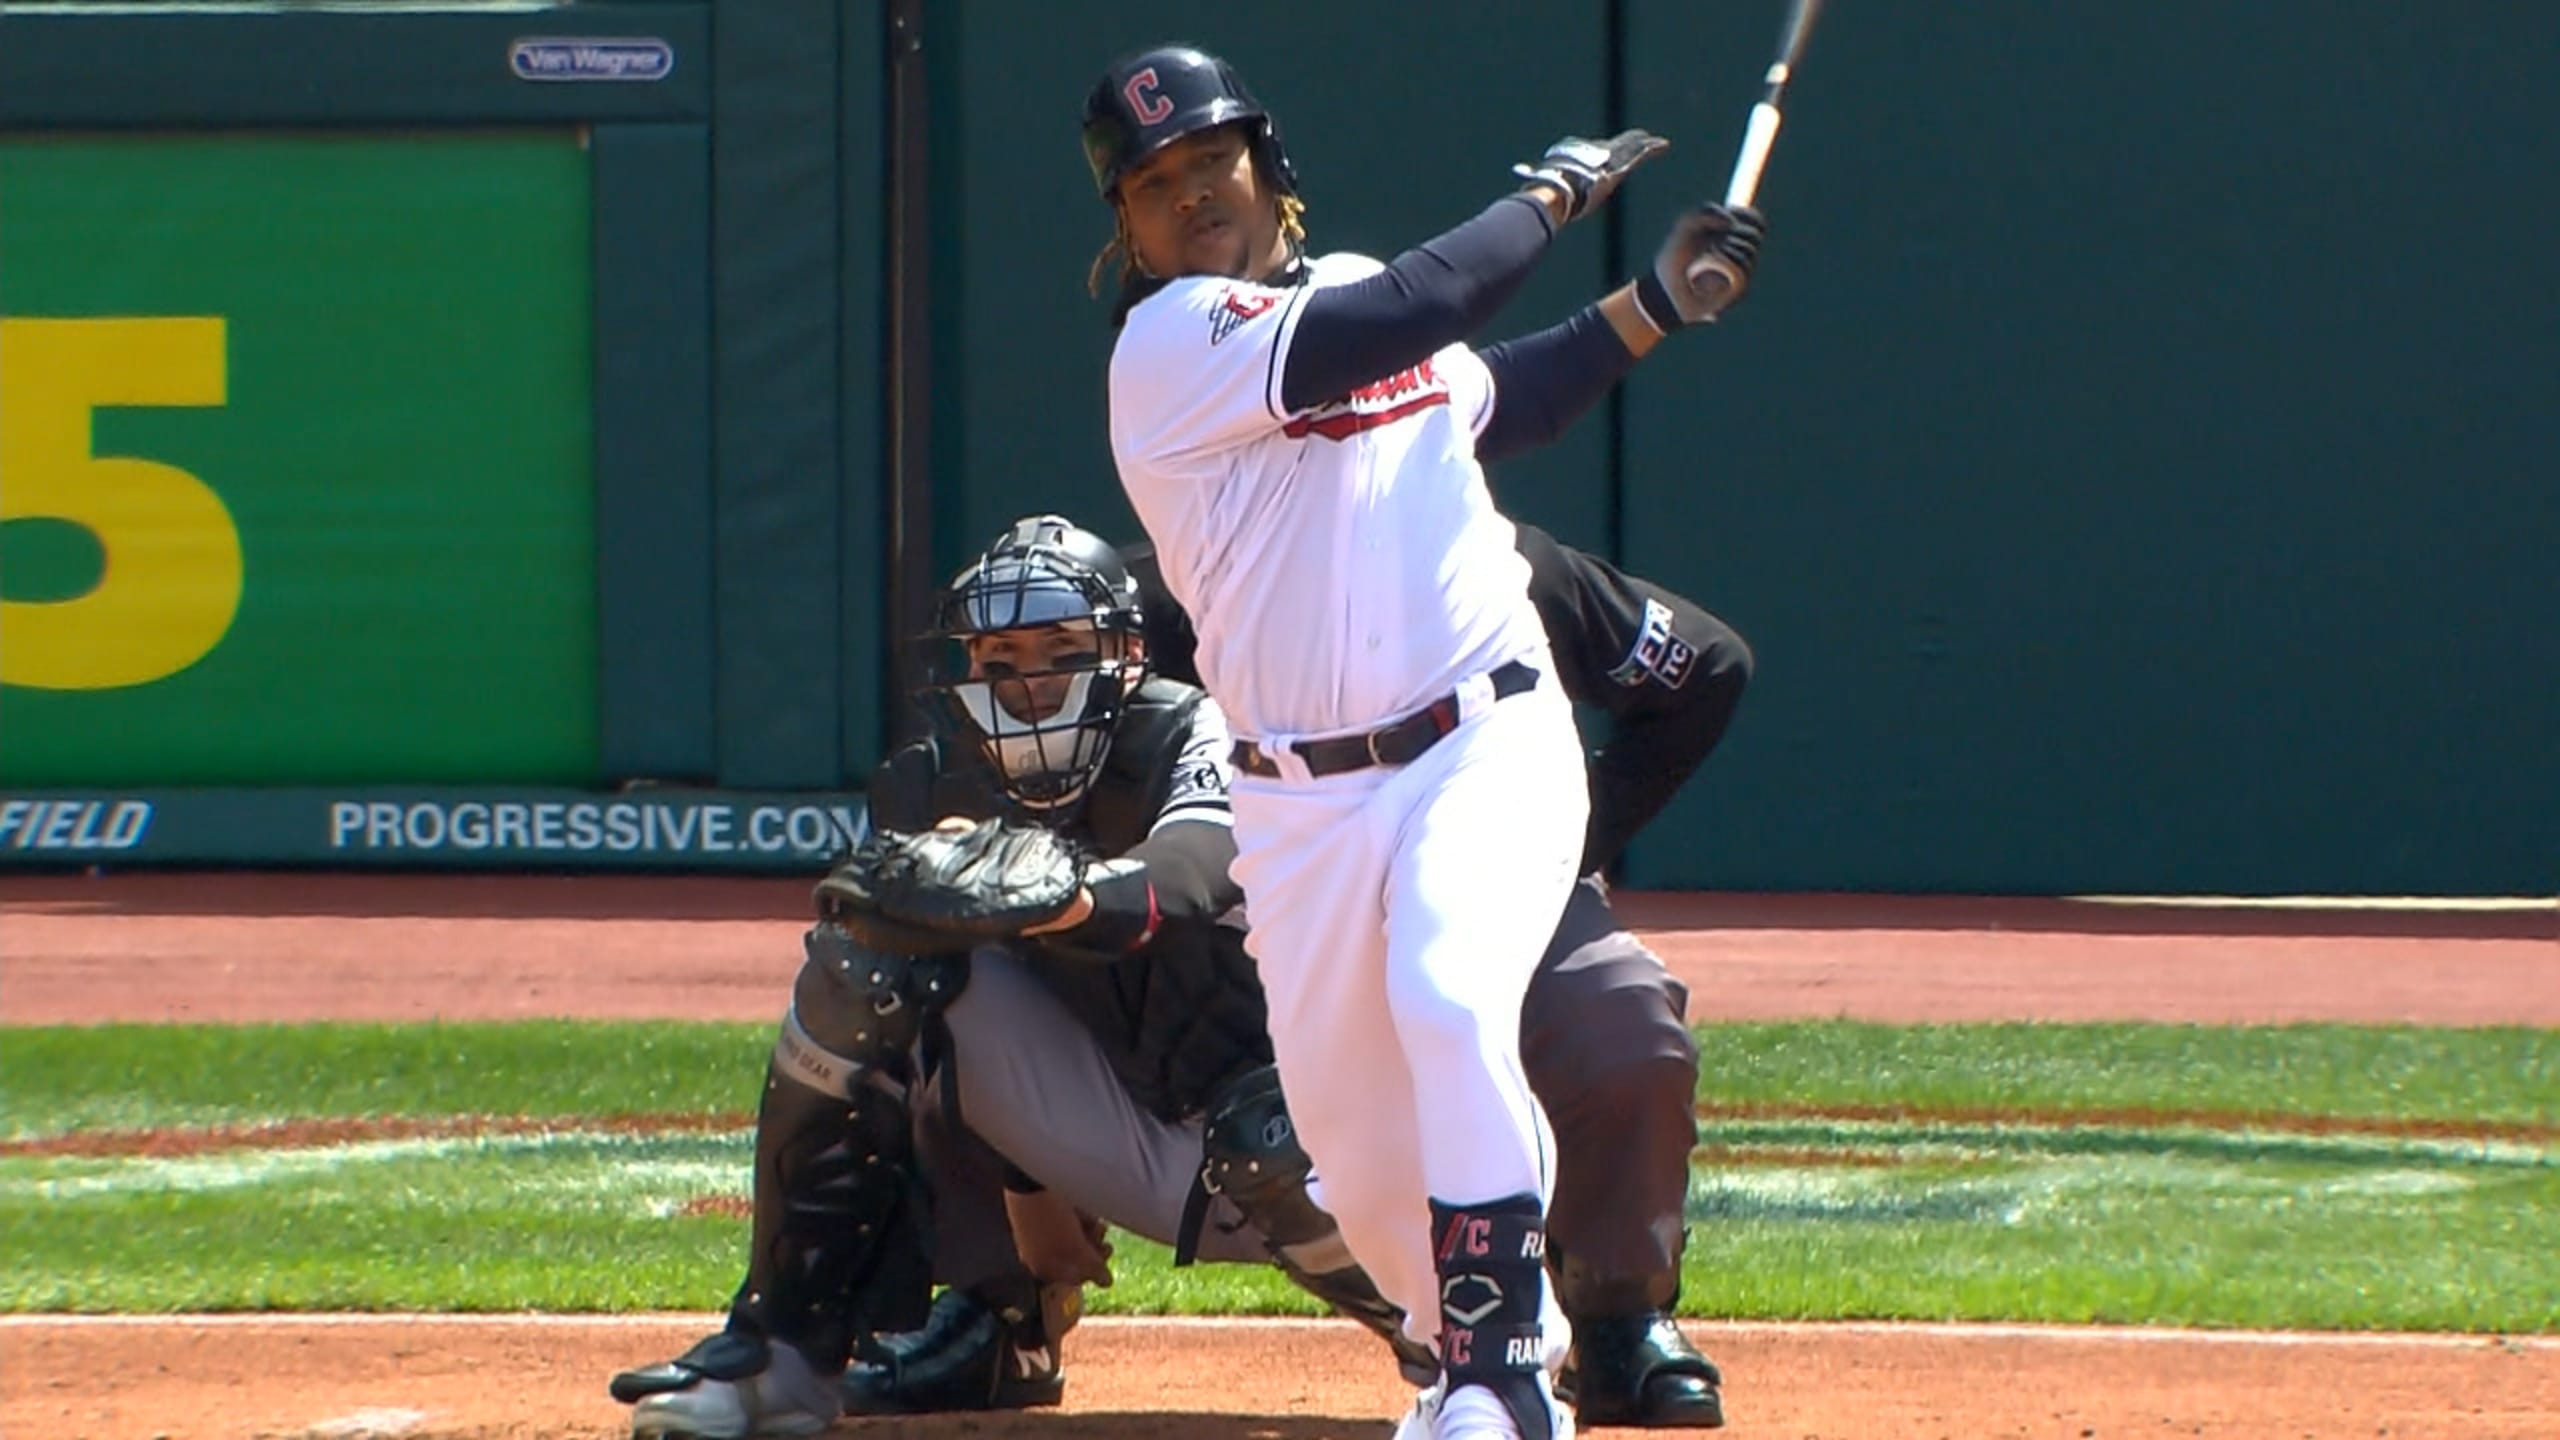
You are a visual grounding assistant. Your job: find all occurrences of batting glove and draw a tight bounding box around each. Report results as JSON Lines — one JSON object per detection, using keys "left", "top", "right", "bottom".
{"left": 1511, "top": 129, "right": 1670, "bottom": 223}
{"left": 1633, "top": 202, "right": 1768, "bottom": 332}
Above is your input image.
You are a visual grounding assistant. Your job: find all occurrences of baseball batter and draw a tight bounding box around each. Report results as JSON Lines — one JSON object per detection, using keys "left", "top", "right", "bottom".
{"left": 1082, "top": 42, "right": 1764, "bottom": 1440}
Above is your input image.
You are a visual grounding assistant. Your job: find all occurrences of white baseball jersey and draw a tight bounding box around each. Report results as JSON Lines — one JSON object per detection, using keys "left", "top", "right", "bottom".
{"left": 1107, "top": 252, "right": 1548, "bottom": 743}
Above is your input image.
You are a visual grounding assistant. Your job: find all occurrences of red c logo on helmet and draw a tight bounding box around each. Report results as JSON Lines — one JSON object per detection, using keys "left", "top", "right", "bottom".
{"left": 1123, "top": 67, "right": 1174, "bottom": 126}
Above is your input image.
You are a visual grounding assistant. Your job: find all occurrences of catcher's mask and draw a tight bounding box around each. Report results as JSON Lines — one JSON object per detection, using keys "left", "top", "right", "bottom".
{"left": 923, "top": 515, "right": 1147, "bottom": 810}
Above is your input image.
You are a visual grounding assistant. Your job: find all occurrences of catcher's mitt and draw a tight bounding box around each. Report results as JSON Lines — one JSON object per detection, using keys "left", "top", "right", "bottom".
{"left": 814, "top": 819, "right": 1084, "bottom": 955}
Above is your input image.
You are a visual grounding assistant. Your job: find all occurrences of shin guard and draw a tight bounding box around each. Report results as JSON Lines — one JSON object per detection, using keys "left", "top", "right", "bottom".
{"left": 1431, "top": 1193, "right": 1557, "bottom": 1440}
{"left": 726, "top": 927, "right": 952, "bottom": 1370}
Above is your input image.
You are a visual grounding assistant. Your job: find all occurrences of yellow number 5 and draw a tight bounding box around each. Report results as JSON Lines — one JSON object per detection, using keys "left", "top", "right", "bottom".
{"left": 1, "top": 317, "right": 241, "bottom": 690}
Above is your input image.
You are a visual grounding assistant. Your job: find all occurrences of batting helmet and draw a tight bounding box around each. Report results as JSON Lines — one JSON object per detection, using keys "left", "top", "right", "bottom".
{"left": 1081, "top": 44, "right": 1299, "bottom": 200}
{"left": 921, "top": 515, "right": 1149, "bottom": 810}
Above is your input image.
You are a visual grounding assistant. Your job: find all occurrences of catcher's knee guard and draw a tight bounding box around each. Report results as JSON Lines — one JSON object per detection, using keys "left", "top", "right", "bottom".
{"left": 724, "top": 927, "right": 965, "bottom": 1370}
{"left": 1189, "top": 1065, "right": 1437, "bottom": 1386}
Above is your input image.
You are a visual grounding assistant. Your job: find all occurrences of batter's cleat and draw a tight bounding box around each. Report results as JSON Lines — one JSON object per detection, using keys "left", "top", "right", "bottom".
{"left": 839, "top": 1286, "right": 1067, "bottom": 1414}
{"left": 1392, "top": 1374, "right": 1575, "bottom": 1440}
{"left": 1556, "top": 1313, "right": 1725, "bottom": 1428}
{"left": 609, "top": 1330, "right": 841, "bottom": 1440}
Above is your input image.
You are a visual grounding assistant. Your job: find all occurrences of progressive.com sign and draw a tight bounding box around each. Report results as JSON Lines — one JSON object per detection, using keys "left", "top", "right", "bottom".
{"left": 327, "top": 797, "right": 862, "bottom": 856}
{"left": 0, "top": 788, "right": 870, "bottom": 870}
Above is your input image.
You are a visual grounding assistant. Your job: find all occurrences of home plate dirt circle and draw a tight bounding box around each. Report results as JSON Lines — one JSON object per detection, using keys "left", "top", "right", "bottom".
{"left": 4, "top": 872, "right": 2553, "bottom": 1439}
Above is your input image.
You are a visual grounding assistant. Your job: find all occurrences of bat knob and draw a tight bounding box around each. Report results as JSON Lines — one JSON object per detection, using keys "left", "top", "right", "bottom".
{"left": 1683, "top": 253, "right": 1744, "bottom": 322}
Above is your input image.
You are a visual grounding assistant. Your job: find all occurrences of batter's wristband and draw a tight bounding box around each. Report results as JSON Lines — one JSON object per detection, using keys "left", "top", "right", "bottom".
{"left": 1631, "top": 268, "right": 1687, "bottom": 336}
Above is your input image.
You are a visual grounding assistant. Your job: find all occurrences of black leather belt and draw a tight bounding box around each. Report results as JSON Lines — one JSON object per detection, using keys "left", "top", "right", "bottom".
{"left": 1231, "top": 660, "right": 1540, "bottom": 780}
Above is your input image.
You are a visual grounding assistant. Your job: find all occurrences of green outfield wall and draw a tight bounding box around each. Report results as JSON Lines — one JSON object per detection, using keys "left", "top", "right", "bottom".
{"left": 1, "top": 134, "right": 598, "bottom": 785}
{"left": 2, "top": 2, "right": 2550, "bottom": 892}
{"left": 1604, "top": 0, "right": 2558, "bottom": 894}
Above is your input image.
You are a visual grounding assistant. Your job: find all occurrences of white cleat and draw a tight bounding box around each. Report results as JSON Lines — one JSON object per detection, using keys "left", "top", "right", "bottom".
{"left": 1392, "top": 1376, "right": 1574, "bottom": 1440}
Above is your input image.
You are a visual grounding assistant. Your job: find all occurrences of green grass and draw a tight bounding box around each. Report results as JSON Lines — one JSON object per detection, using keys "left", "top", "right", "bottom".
{"left": 0, "top": 1021, "right": 771, "bottom": 1137}
{"left": 7, "top": 1021, "right": 2548, "bottom": 1140}
{"left": 1678, "top": 1117, "right": 2557, "bottom": 1331}
{"left": 3, "top": 1020, "right": 2553, "bottom": 1329}
{"left": 1700, "top": 1021, "right": 2557, "bottom": 1126}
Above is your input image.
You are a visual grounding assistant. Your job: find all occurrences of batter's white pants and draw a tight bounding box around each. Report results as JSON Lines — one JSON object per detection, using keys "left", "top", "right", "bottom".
{"left": 1230, "top": 657, "right": 1588, "bottom": 1363}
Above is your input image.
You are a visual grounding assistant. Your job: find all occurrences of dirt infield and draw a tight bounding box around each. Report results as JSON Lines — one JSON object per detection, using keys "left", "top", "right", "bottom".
{"left": 6, "top": 872, "right": 2552, "bottom": 1027}
{"left": 6, "top": 1315, "right": 2555, "bottom": 1440}
{"left": 3, "top": 871, "right": 2554, "bottom": 1439}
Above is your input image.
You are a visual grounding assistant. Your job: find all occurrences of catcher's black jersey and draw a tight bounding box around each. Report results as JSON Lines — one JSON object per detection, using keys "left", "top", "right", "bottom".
{"left": 867, "top": 677, "right": 1272, "bottom": 1119}
{"left": 1124, "top": 523, "right": 1751, "bottom": 874}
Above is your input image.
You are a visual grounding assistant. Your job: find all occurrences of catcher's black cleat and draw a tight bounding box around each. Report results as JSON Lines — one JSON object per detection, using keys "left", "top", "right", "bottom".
{"left": 1558, "top": 1313, "right": 1726, "bottom": 1428}
{"left": 840, "top": 1286, "right": 1067, "bottom": 1415}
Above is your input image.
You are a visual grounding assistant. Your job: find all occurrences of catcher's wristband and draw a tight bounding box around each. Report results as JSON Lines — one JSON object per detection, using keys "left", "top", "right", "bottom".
{"left": 1075, "top": 859, "right": 1160, "bottom": 953}
{"left": 1631, "top": 268, "right": 1688, "bottom": 336}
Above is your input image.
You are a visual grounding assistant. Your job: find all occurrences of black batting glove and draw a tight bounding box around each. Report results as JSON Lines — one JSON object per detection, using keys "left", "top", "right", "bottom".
{"left": 1631, "top": 203, "right": 1768, "bottom": 332}
{"left": 1511, "top": 129, "right": 1670, "bottom": 223}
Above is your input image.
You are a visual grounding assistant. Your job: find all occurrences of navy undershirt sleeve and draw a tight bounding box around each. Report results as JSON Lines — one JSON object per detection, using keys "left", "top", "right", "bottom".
{"left": 1475, "top": 305, "right": 1638, "bottom": 462}
{"left": 1277, "top": 194, "right": 1559, "bottom": 414}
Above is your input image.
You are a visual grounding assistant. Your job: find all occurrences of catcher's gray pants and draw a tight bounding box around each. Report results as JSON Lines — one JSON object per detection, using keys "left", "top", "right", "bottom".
{"left": 916, "top": 945, "right": 1270, "bottom": 1290}
{"left": 915, "top": 878, "right": 1699, "bottom": 1307}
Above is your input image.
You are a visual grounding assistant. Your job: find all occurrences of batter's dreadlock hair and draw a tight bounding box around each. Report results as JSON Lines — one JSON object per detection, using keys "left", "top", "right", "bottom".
{"left": 1089, "top": 192, "right": 1309, "bottom": 300}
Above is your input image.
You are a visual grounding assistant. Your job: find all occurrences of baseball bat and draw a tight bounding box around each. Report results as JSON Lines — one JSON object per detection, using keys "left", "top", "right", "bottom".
{"left": 1686, "top": 0, "right": 1827, "bottom": 311}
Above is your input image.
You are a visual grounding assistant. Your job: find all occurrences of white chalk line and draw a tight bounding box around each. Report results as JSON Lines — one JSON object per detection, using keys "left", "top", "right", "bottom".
{"left": 304, "top": 1407, "right": 431, "bottom": 1438}
{"left": 3, "top": 1312, "right": 2547, "bottom": 1351}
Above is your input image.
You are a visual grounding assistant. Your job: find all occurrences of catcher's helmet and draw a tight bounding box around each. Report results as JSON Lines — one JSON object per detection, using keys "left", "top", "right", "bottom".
{"left": 1081, "top": 44, "right": 1299, "bottom": 200}
{"left": 923, "top": 515, "right": 1148, "bottom": 810}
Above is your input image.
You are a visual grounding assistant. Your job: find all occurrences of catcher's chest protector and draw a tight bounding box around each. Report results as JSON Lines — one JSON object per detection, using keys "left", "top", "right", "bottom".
{"left": 1078, "top": 678, "right": 1202, "bottom": 852}
{"left": 904, "top": 678, "right": 1271, "bottom": 1118}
